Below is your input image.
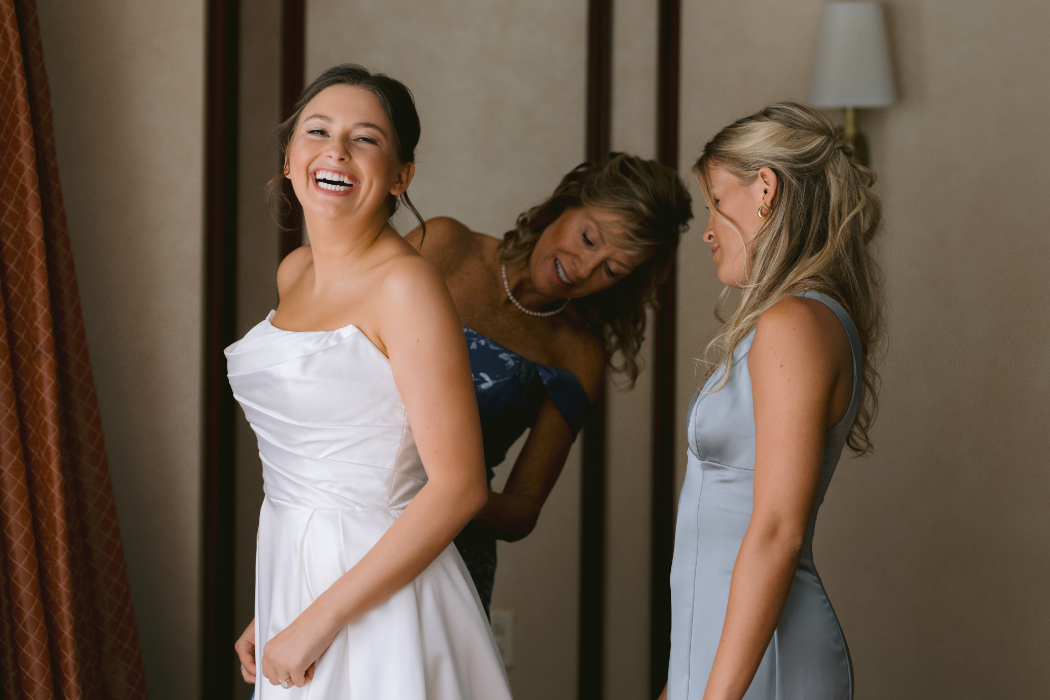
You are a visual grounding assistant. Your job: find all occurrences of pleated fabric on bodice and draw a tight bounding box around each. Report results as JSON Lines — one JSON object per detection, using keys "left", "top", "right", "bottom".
{"left": 226, "top": 313, "right": 511, "bottom": 700}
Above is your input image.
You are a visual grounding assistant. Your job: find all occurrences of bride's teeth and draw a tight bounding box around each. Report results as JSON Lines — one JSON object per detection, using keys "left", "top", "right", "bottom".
{"left": 314, "top": 171, "right": 356, "bottom": 190}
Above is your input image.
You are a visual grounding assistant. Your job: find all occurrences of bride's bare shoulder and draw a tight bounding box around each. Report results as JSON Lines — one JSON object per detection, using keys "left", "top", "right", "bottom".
{"left": 378, "top": 252, "right": 451, "bottom": 308}
{"left": 370, "top": 253, "right": 464, "bottom": 354}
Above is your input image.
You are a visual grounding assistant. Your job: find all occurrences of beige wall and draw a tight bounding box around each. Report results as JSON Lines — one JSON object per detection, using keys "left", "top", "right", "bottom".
{"left": 305, "top": 2, "right": 588, "bottom": 697}
{"left": 307, "top": 1, "right": 589, "bottom": 238}
{"left": 677, "top": 1, "right": 1050, "bottom": 697}
{"left": 35, "top": 1, "right": 205, "bottom": 699}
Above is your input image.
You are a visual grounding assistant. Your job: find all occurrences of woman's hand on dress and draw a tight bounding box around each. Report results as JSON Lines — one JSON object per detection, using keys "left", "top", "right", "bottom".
{"left": 260, "top": 607, "right": 330, "bottom": 688}
{"left": 234, "top": 618, "right": 256, "bottom": 683}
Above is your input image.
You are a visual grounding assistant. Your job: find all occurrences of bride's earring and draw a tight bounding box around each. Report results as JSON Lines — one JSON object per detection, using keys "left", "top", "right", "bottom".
{"left": 757, "top": 202, "right": 771, "bottom": 220}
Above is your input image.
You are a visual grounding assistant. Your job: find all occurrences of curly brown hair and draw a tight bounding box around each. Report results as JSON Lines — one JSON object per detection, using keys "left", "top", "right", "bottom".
{"left": 500, "top": 153, "right": 693, "bottom": 387}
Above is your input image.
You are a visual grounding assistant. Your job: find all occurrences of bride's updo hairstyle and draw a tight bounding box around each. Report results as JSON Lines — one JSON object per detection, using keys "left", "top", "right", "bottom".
{"left": 270, "top": 63, "right": 426, "bottom": 236}
{"left": 695, "top": 102, "right": 884, "bottom": 454}
{"left": 500, "top": 153, "right": 693, "bottom": 387}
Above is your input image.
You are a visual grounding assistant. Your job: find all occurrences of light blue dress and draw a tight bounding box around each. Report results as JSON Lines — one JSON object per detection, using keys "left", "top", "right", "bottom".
{"left": 668, "top": 292, "right": 860, "bottom": 700}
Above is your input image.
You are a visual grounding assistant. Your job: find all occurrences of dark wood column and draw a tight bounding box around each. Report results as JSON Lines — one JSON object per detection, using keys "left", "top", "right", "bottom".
{"left": 579, "top": 0, "right": 613, "bottom": 698}
{"left": 279, "top": 0, "right": 305, "bottom": 259}
{"left": 650, "top": 0, "right": 682, "bottom": 695}
{"left": 201, "top": 0, "right": 239, "bottom": 697}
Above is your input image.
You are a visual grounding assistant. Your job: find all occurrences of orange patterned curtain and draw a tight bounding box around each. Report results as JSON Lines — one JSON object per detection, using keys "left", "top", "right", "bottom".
{"left": 0, "top": 1, "right": 148, "bottom": 699}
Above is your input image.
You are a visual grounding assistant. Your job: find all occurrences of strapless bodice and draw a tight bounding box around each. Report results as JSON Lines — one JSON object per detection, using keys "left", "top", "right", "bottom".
{"left": 225, "top": 312, "right": 424, "bottom": 513}
{"left": 226, "top": 311, "right": 511, "bottom": 700}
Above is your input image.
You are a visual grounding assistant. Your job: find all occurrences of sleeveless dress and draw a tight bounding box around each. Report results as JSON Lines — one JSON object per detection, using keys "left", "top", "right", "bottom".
{"left": 455, "top": 327, "right": 590, "bottom": 615}
{"left": 226, "top": 313, "right": 512, "bottom": 700}
{"left": 667, "top": 292, "right": 861, "bottom": 700}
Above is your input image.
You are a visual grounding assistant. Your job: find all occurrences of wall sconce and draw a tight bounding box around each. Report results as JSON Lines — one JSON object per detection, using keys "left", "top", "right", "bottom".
{"left": 808, "top": 0, "right": 895, "bottom": 166}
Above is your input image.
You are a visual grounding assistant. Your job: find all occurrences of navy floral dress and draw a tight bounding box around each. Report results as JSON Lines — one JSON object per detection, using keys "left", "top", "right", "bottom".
{"left": 455, "top": 327, "right": 590, "bottom": 616}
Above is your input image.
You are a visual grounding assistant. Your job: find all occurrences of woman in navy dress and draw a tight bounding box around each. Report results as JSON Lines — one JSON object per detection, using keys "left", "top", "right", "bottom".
{"left": 663, "top": 103, "right": 885, "bottom": 699}
{"left": 407, "top": 153, "right": 693, "bottom": 613}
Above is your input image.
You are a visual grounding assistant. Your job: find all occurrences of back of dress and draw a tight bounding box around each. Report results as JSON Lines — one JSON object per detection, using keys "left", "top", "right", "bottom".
{"left": 667, "top": 292, "right": 861, "bottom": 700}
{"left": 226, "top": 313, "right": 511, "bottom": 700}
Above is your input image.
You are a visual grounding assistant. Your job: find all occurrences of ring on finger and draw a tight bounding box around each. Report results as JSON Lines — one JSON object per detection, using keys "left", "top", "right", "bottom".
{"left": 280, "top": 677, "right": 293, "bottom": 689}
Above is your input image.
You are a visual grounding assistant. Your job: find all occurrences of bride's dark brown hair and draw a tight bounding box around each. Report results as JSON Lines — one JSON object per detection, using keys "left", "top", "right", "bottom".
{"left": 268, "top": 63, "right": 426, "bottom": 239}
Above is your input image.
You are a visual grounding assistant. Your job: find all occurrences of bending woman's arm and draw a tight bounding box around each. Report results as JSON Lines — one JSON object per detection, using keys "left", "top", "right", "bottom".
{"left": 474, "top": 397, "right": 575, "bottom": 541}
{"left": 474, "top": 339, "right": 604, "bottom": 541}
{"left": 699, "top": 297, "right": 849, "bottom": 700}
{"left": 259, "top": 256, "right": 489, "bottom": 689}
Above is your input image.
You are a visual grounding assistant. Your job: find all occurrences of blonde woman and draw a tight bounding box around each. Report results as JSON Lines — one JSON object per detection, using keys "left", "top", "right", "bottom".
{"left": 662, "top": 103, "right": 884, "bottom": 700}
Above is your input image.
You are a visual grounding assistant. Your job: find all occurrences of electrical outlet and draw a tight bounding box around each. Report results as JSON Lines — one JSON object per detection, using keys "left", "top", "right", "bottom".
{"left": 489, "top": 609, "right": 515, "bottom": 668}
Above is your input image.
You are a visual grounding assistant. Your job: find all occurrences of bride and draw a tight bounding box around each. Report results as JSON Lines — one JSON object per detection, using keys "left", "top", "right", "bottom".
{"left": 227, "top": 64, "right": 511, "bottom": 699}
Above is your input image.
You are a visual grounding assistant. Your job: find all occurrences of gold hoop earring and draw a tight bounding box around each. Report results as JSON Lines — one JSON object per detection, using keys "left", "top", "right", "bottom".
{"left": 757, "top": 203, "right": 771, "bottom": 220}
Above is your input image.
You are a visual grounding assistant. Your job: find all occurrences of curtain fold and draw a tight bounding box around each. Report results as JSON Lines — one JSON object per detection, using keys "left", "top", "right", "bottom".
{"left": 0, "top": 1, "right": 148, "bottom": 699}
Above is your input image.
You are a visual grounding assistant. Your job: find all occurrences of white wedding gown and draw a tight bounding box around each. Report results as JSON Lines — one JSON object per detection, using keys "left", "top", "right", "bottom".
{"left": 226, "top": 312, "right": 512, "bottom": 699}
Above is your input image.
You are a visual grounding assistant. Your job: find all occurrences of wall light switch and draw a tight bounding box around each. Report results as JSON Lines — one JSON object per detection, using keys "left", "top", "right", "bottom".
{"left": 489, "top": 609, "right": 515, "bottom": 668}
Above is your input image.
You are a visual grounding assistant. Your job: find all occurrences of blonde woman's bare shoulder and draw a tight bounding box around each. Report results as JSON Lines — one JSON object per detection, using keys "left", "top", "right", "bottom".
{"left": 751, "top": 295, "right": 849, "bottom": 375}
{"left": 756, "top": 295, "right": 844, "bottom": 342}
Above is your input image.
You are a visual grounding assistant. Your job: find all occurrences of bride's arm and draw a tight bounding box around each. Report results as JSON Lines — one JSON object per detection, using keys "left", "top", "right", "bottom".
{"left": 259, "top": 255, "right": 488, "bottom": 688}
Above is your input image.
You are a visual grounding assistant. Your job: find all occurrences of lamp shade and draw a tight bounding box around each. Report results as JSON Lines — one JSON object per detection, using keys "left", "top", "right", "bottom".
{"left": 809, "top": 1, "right": 895, "bottom": 109}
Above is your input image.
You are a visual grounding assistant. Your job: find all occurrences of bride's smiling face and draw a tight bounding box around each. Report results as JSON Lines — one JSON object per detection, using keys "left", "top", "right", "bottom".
{"left": 285, "top": 84, "right": 413, "bottom": 224}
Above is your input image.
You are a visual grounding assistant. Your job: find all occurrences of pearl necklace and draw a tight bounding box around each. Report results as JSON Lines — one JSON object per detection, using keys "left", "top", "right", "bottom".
{"left": 501, "top": 264, "right": 570, "bottom": 318}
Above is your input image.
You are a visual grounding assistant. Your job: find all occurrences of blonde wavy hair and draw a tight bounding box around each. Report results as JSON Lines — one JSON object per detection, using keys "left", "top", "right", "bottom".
{"left": 695, "top": 102, "right": 885, "bottom": 454}
{"left": 500, "top": 153, "right": 693, "bottom": 388}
